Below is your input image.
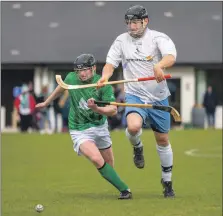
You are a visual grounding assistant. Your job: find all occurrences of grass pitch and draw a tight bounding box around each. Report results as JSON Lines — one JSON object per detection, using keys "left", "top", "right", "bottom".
{"left": 1, "top": 129, "right": 222, "bottom": 216}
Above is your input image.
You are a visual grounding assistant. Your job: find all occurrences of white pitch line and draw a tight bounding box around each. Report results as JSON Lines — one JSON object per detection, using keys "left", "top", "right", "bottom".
{"left": 184, "top": 149, "right": 222, "bottom": 158}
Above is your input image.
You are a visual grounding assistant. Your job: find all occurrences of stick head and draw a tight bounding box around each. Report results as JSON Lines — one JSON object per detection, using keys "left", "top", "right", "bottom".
{"left": 55, "top": 75, "right": 76, "bottom": 89}
{"left": 55, "top": 75, "right": 62, "bottom": 81}
{"left": 55, "top": 75, "right": 68, "bottom": 89}
{"left": 170, "top": 107, "right": 181, "bottom": 122}
{"left": 153, "top": 105, "right": 181, "bottom": 122}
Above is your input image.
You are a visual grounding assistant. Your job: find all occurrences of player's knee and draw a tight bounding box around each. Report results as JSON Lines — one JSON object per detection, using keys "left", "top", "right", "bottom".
{"left": 156, "top": 134, "right": 169, "bottom": 145}
{"left": 126, "top": 113, "right": 143, "bottom": 135}
{"left": 127, "top": 124, "right": 141, "bottom": 136}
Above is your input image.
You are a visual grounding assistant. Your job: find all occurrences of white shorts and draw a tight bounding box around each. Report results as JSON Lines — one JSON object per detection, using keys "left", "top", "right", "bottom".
{"left": 69, "top": 121, "right": 112, "bottom": 156}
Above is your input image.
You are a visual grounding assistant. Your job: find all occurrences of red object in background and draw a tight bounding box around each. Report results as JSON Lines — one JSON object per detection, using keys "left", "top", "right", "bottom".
{"left": 14, "top": 94, "right": 36, "bottom": 114}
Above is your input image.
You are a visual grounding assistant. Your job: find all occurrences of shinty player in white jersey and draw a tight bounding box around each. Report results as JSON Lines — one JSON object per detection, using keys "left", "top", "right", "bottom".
{"left": 97, "top": 5, "right": 177, "bottom": 198}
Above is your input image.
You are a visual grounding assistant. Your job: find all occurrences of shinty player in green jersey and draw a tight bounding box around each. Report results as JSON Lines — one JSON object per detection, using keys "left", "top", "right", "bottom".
{"left": 35, "top": 54, "right": 132, "bottom": 199}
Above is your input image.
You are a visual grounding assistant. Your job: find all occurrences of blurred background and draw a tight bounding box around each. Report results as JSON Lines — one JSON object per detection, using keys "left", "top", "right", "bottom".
{"left": 1, "top": 1, "right": 222, "bottom": 133}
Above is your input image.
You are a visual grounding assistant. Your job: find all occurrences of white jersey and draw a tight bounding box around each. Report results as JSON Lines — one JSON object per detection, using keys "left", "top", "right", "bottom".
{"left": 106, "top": 28, "right": 177, "bottom": 103}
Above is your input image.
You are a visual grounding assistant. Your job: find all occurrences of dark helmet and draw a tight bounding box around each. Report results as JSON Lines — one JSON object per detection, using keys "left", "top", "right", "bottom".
{"left": 74, "top": 54, "right": 96, "bottom": 70}
{"left": 125, "top": 5, "right": 148, "bottom": 21}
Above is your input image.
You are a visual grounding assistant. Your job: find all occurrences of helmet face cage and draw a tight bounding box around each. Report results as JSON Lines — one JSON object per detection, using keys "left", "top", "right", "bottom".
{"left": 125, "top": 18, "right": 147, "bottom": 38}
{"left": 76, "top": 66, "right": 95, "bottom": 82}
{"left": 125, "top": 5, "right": 148, "bottom": 38}
{"left": 125, "top": 19, "right": 142, "bottom": 25}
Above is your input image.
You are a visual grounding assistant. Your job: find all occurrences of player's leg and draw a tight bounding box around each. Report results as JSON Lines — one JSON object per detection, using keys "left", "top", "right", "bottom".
{"left": 80, "top": 142, "right": 132, "bottom": 199}
{"left": 94, "top": 123, "right": 114, "bottom": 167}
{"left": 70, "top": 130, "right": 132, "bottom": 199}
{"left": 99, "top": 147, "right": 114, "bottom": 167}
{"left": 147, "top": 98, "right": 175, "bottom": 198}
{"left": 79, "top": 140, "right": 104, "bottom": 167}
{"left": 154, "top": 132, "right": 174, "bottom": 198}
{"left": 125, "top": 93, "right": 147, "bottom": 168}
{"left": 95, "top": 124, "right": 132, "bottom": 199}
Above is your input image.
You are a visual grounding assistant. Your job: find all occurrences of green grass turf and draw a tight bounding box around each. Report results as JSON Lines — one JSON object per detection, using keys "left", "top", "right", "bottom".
{"left": 1, "top": 129, "right": 222, "bottom": 216}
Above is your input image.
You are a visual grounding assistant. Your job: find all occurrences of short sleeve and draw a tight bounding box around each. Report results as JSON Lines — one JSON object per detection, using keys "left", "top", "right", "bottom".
{"left": 101, "top": 85, "right": 116, "bottom": 102}
{"left": 155, "top": 33, "right": 177, "bottom": 59}
{"left": 64, "top": 72, "right": 73, "bottom": 84}
{"left": 106, "top": 37, "right": 122, "bottom": 68}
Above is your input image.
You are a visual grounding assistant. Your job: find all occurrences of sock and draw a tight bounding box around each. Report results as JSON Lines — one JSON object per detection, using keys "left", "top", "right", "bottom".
{"left": 156, "top": 143, "right": 173, "bottom": 182}
{"left": 125, "top": 128, "right": 143, "bottom": 148}
{"left": 98, "top": 162, "right": 129, "bottom": 192}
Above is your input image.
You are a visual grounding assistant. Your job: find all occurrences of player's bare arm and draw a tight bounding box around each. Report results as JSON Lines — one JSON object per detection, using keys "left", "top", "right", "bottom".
{"left": 87, "top": 98, "right": 117, "bottom": 116}
{"left": 97, "top": 63, "right": 115, "bottom": 88}
{"left": 35, "top": 85, "right": 65, "bottom": 109}
{"left": 154, "top": 54, "right": 176, "bottom": 83}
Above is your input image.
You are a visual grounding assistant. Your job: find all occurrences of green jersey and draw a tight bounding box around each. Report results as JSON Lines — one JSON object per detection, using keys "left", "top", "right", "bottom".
{"left": 64, "top": 72, "right": 115, "bottom": 131}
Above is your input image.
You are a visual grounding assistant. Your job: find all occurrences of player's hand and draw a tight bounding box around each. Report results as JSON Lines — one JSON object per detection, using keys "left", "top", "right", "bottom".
{"left": 96, "top": 77, "right": 108, "bottom": 89}
{"left": 87, "top": 98, "right": 98, "bottom": 111}
{"left": 153, "top": 64, "right": 165, "bottom": 83}
{"left": 35, "top": 102, "right": 48, "bottom": 110}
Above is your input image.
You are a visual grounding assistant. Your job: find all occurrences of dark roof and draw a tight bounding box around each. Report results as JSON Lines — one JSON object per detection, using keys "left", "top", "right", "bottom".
{"left": 1, "top": 1, "right": 222, "bottom": 63}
